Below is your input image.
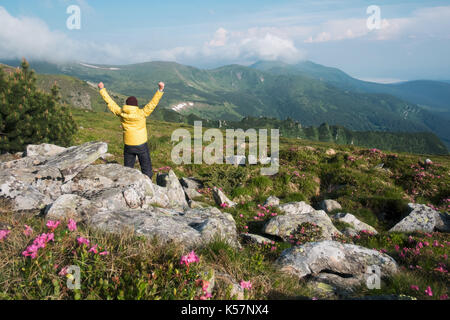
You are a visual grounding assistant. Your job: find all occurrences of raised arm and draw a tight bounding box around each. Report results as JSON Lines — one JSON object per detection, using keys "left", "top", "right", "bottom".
{"left": 143, "top": 82, "right": 165, "bottom": 117}
{"left": 98, "top": 82, "right": 122, "bottom": 116}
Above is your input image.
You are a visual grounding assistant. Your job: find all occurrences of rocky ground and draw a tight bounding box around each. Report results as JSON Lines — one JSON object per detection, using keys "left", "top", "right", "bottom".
{"left": 0, "top": 141, "right": 448, "bottom": 300}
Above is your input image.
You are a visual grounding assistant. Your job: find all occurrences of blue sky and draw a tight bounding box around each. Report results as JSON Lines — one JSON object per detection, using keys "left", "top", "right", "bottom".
{"left": 0, "top": 0, "right": 450, "bottom": 81}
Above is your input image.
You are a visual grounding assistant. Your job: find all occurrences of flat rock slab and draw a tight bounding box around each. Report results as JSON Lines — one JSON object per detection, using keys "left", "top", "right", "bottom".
{"left": 25, "top": 143, "right": 67, "bottom": 157}
{"left": 89, "top": 206, "right": 239, "bottom": 249}
{"left": 40, "top": 141, "right": 108, "bottom": 182}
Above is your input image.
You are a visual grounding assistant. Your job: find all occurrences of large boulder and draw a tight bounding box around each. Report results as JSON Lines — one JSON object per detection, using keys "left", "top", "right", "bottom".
{"left": 263, "top": 202, "right": 341, "bottom": 241}
{"left": 60, "top": 164, "right": 173, "bottom": 210}
{"left": 389, "top": 203, "right": 449, "bottom": 233}
{"left": 89, "top": 206, "right": 239, "bottom": 249}
{"left": 334, "top": 213, "right": 378, "bottom": 235}
{"left": 0, "top": 141, "right": 108, "bottom": 212}
{"left": 276, "top": 241, "right": 398, "bottom": 293}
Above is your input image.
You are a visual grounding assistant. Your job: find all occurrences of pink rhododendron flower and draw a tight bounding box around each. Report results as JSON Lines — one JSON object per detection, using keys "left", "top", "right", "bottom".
{"left": 24, "top": 225, "right": 33, "bottom": 236}
{"left": 0, "top": 230, "right": 11, "bottom": 241}
{"left": 77, "top": 237, "right": 90, "bottom": 247}
{"left": 240, "top": 280, "right": 252, "bottom": 290}
{"left": 67, "top": 219, "right": 77, "bottom": 232}
{"left": 88, "top": 244, "right": 98, "bottom": 254}
{"left": 46, "top": 220, "right": 60, "bottom": 231}
{"left": 22, "top": 233, "right": 54, "bottom": 259}
{"left": 410, "top": 285, "right": 419, "bottom": 291}
{"left": 99, "top": 251, "right": 109, "bottom": 256}
{"left": 425, "top": 286, "right": 433, "bottom": 296}
{"left": 180, "top": 251, "right": 200, "bottom": 267}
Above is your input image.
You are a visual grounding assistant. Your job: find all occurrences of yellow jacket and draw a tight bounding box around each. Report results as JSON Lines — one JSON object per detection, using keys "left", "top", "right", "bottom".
{"left": 99, "top": 88, "right": 164, "bottom": 146}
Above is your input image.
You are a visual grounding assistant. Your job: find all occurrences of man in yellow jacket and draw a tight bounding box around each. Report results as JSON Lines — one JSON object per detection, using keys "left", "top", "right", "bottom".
{"left": 98, "top": 81, "right": 165, "bottom": 179}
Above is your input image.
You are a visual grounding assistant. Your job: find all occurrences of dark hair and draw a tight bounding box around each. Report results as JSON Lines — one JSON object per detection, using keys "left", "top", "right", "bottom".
{"left": 126, "top": 96, "right": 138, "bottom": 106}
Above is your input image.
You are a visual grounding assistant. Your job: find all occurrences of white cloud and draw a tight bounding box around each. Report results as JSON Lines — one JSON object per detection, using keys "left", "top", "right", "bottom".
{"left": 155, "top": 28, "right": 306, "bottom": 65}
{"left": 0, "top": 6, "right": 125, "bottom": 63}
{"left": 0, "top": 7, "right": 305, "bottom": 65}
{"left": 302, "top": 6, "right": 450, "bottom": 43}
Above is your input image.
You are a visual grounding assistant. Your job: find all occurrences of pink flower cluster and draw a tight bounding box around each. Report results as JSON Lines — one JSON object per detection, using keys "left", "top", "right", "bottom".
{"left": 240, "top": 280, "right": 252, "bottom": 290}
{"left": 0, "top": 229, "right": 11, "bottom": 241}
{"left": 67, "top": 219, "right": 77, "bottom": 232}
{"left": 180, "top": 251, "right": 199, "bottom": 267}
{"left": 46, "top": 220, "right": 60, "bottom": 232}
{"left": 220, "top": 203, "right": 229, "bottom": 208}
{"left": 22, "top": 233, "right": 55, "bottom": 259}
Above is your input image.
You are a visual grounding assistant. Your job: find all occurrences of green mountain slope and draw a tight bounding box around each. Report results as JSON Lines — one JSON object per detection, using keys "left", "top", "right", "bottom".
{"left": 251, "top": 60, "right": 450, "bottom": 114}
{"left": 2, "top": 59, "right": 448, "bottom": 147}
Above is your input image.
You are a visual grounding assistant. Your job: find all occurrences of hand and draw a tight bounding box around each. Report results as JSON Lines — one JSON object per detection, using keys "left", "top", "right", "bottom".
{"left": 158, "top": 82, "right": 165, "bottom": 91}
{"left": 98, "top": 82, "right": 104, "bottom": 89}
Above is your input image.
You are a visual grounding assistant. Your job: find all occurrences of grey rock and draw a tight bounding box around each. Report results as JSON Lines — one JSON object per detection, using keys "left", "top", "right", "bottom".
{"left": 44, "top": 194, "right": 92, "bottom": 220}
{"left": 212, "top": 187, "right": 236, "bottom": 208}
{"left": 60, "top": 164, "right": 172, "bottom": 210}
{"left": 276, "top": 241, "right": 398, "bottom": 291}
{"left": 277, "top": 201, "right": 315, "bottom": 215}
{"left": 263, "top": 202, "right": 341, "bottom": 241}
{"left": 334, "top": 213, "right": 378, "bottom": 235}
{"left": 240, "top": 233, "right": 273, "bottom": 245}
{"left": 320, "top": 200, "right": 342, "bottom": 213}
{"left": 183, "top": 187, "right": 202, "bottom": 201}
{"left": 264, "top": 196, "right": 280, "bottom": 207}
{"left": 25, "top": 143, "right": 66, "bottom": 158}
{"left": 89, "top": 206, "right": 239, "bottom": 249}
{"left": 179, "top": 177, "right": 203, "bottom": 190}
{"left": 389, "top": 203, "right": 449, "bottom": 233}
{"left": 0, "top": 170, "right": 52, "bottom": 211}
{"left": 40, "top": 141, "right": 108, "bottom": 182}
{"left": 156, "top": 170, "right": 189, "bottom": 208}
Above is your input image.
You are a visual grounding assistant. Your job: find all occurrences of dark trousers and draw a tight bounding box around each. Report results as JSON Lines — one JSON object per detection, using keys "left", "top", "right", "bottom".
{"left": 124, "top": 142, "right": 153, "bottom": 179}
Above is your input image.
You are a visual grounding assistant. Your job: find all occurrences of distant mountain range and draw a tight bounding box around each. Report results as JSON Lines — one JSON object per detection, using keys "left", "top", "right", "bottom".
{"left": 251, "top": 60, "right": 450, "bottom": 116}
{"left": 1, "top": 59, "right": 449, "bottom": 150}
